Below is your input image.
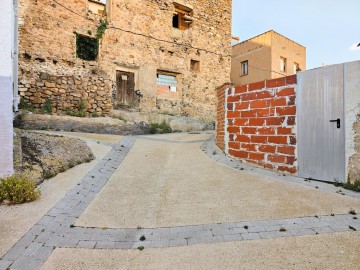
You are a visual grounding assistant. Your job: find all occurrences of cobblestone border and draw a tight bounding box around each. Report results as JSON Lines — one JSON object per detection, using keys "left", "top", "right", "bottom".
{"left": 0, "top": 135, "right": 359, "bottom": 270}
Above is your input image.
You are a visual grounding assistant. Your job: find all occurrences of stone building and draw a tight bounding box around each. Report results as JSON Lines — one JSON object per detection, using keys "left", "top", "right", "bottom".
{"left": 18, "top": 0, "right": 232, "bottom": 121}
{"left": 231, "top": 30, "right": 306, "bottom": 86}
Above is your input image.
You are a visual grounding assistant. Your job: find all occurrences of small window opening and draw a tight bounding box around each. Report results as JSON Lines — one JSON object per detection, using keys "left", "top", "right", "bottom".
{"left": 280, "top": 57, "right": 287, "bottom": 72}
{"left": 172, "top": 13, "right": 180, "bottom": 28}
{"left": 76, "top": 34, "right": 98, "bottom": 61}
{"left": 294, "top": 62, "right": 301, "bottom": 74}
{"left": 88, "top": 0, "right": 106, "bottom": 15}
{"left": 172, "top": 3, "right": 193, "bottom": 30}
{"left": 190, "top": 60, "right": 200, "bottom": 72}
{"left": 241, "top": 60, "right": 248, "bottom": 76}
{"left": 157, "top": 72, "right": 178, "bottom": 92}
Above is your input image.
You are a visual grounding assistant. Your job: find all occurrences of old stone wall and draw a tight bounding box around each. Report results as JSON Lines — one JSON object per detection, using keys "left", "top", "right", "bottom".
{"left": 217, "top": 75, "right": 297, "bottom": 174}
{"left": 348, "top": 117, "right": 360, "bottom": 181}
{"left": 18, "top": 73, "right": 112, "bottom": 114}
{"left": 18, "top": 0, "right": 232, "bottom": 120}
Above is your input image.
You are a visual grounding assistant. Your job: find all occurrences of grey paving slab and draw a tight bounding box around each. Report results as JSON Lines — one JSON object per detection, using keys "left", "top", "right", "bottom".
{"left": 150, "top": 239, "right": 170, "bottom": 248}
{"left": 241, "top": 232, "right": 261, "bottom": 240}
{"left": 76, "top": 240, "right": 97, "bottom": 249}
{"left": 0, "top": 259, "right": 12, "bottom": 270}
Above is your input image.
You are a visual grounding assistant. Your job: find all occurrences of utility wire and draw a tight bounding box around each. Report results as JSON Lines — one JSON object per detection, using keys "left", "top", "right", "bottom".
{"left": 248, "top": 64, "right": 289, "bottom": 77}
{"left": 50, "top": 0, "right": 231, "bottom": 57}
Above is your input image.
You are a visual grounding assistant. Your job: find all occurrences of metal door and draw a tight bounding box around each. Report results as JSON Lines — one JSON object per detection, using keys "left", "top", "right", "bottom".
{"left": 297, "top": 64, "right": 345, "bottom": 182}
{"left": 116, "top": 71, "right": 136, "bottom": 106}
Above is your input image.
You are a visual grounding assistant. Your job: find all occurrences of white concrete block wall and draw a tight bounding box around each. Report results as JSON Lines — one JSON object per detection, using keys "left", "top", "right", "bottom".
{"left": 0, "top": 0, "right": 15, "bottom": 177}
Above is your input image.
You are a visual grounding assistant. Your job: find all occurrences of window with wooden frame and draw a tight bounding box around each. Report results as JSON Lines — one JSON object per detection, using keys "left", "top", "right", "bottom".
{"left": 241, "top": 60, "right": 248, "bottom": 76}
{"left": 280, "top": 57, "right": 287, "bottom": 72}
{"left": 294, "top": 62, "right": 301, "bottom": 74}
{"left": 190, "top": 60, "right": 200, "bottom": 72}
{"left": 172, "top": 3, "right": 193, "bottom": 30}
{"left": 157, "top": 72, "right": 178, "bottom": 92}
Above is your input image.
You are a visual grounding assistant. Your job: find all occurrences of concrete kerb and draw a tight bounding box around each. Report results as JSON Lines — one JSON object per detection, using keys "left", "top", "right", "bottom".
{"left": 0, "top": 134, "right": 359, "bottom": 270}
{"left": 200, "top": 135, "right": 360, "bottom": 199}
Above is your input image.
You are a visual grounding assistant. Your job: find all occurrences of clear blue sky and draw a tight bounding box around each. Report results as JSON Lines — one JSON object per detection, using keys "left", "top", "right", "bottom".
{"left": 232, "top": 0, "right": 360, "bottom": 69}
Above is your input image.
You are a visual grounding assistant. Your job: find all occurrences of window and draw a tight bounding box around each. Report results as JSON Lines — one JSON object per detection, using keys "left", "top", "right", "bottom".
{"left": 172, "top": 3, "right": 193, "bottom": 30}
{"left": 190, "top": 60, "right": 200, "bottom": 72}
{"left": 88, "top": 0, "right": 106, "bottom": 15}
{"left": 294, "top": 62, "right": 301, "bottom": 74}
{"left": 241, "top": 61, "right": 248, "bottom": 76}
{"left": 280, "top": 57, "right": 287, "bottom": 72}
{"left": 157, "top": 73, "right": 177, "bottom": 92}
{"left": 76, "top": 34, "right": 98, "bottom": 61}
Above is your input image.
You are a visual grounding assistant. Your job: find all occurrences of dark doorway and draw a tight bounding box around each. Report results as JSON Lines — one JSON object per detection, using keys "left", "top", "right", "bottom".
{"left": 116, "top": 71, "right": 137, "bottom": 106}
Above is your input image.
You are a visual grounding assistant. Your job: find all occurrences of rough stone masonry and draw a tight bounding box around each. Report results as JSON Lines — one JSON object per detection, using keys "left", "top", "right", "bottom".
{"left": 18, "top": 0, "right": 232, "bottom": 121}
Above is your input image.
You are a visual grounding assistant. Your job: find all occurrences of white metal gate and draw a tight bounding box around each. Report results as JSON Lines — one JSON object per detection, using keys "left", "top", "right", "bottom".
{"left": 297, "top": 64, "right": 345, "bottom": 182}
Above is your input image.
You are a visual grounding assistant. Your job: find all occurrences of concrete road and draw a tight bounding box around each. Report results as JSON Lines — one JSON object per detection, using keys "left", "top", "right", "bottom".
{"left": 1, "top": 133, "right": 360, "bottom": 270}
{"left": 76, "top": 133, "right": 360, "bottom": 228}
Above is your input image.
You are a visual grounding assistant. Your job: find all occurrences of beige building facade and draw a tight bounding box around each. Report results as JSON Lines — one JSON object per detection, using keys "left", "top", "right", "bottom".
{"left": 18, "top": 0, "right": 232, "bottom": 121}
{"left": 231, "top": 30, "right": 306, "bottom": 86}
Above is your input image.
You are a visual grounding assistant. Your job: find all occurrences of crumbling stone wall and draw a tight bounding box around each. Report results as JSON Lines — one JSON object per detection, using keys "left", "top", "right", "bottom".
{"left": 18, "top": 0, "right": 232, "bottom": 120}
{"left": 348, "top": 116, "right": 360, "bottom": 182}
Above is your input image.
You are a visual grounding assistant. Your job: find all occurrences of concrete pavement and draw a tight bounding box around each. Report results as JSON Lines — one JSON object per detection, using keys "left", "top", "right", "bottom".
{"left": 0, "top": 133, "right": 359, "bottom": 270}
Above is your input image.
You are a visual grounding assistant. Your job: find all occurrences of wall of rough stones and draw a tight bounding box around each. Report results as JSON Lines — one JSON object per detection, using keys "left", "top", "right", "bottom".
{"left": 348, "top": 118, "right": 360, "bottom": 181}
{"left": 18, "top": 0, "right": 232, "bottom": 120}
{"left": 18, "top": 73, "right": 112, "bottom": 114}
{"left": 217, "top": 76, "right": 298, "bottom": 174}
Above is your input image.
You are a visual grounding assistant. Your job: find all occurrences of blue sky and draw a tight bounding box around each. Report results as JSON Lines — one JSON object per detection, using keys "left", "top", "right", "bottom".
{"left": 232, "top": 0, "right": 360, "bottom": 69}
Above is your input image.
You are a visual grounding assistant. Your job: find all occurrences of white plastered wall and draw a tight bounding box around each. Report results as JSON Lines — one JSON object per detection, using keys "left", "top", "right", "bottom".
{"left": 0, "top": 0, "right": 15, "bottom": 177}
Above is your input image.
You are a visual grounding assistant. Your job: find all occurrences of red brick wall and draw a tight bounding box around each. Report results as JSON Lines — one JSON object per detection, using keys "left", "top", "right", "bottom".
{"left": 219, "top": 75, "right": 297, "bottom": 174}
{"left": 157, "top": 85, "right": 180, "bottom": 99}
{"left": 216, "top": 83, "right": 233, "bottom": 151}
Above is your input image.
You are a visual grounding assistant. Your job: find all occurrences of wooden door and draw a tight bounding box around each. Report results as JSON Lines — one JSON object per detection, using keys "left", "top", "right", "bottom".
{"left": 116, "top": 71, "right": 136, "bottom": 106}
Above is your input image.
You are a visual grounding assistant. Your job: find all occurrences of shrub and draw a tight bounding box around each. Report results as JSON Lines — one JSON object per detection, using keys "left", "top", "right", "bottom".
{"left": 343, "top": 180, "right": 360, "bottom": 192}
{"left": 65, "top": 110, "right": 86, "bottom": 118}
{"left": 334, "top": 180, "right": 360, "bottom": 192}
{"left": 149, "top": 120, "right": 172, "bottom": 134}
{"left": 91, "top": 111, "right": 100, "bottom": 117}
{"left": 18, "top": 99, "right": 35, "bottom": 112}
{"left": 41, "top": 99, "right": 53, "bottom": 114}
{"left": 78, "top": 100, "right": 87, "bottom": 112}
{"left": 0, "top": 176, "right": 41, "bottom": 204}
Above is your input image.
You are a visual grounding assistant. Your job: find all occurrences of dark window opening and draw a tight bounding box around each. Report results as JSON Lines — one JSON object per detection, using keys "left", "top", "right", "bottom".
{"left": 190, "top": 60, "right": 200, "bottom": 72}
{"left": 172, "top": 13, "right": 179, "bottom": 28}
{"left": 172, "top": 4, "right": 193, "bottom": 30}
{"left": 76, "top": 34, "right": 98, "bottom": 61}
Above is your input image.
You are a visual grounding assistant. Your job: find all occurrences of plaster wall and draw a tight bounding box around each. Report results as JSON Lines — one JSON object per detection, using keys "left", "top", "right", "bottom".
{"left": 270, "top": 32, "right": 306, "bottom": 78}
{"left": 231, "top": 31, "right": 306, "bottom": 87}
{"left": 345, "top": 61, "right": 360, "bottom": 182}
{"left": 231, "top": 32, "right": 272, "bottom": 86}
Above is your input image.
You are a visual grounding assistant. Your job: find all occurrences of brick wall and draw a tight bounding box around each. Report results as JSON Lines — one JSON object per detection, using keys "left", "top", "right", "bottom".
{"left": 217, "top": 76, "right": 298, "bottom": 174}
